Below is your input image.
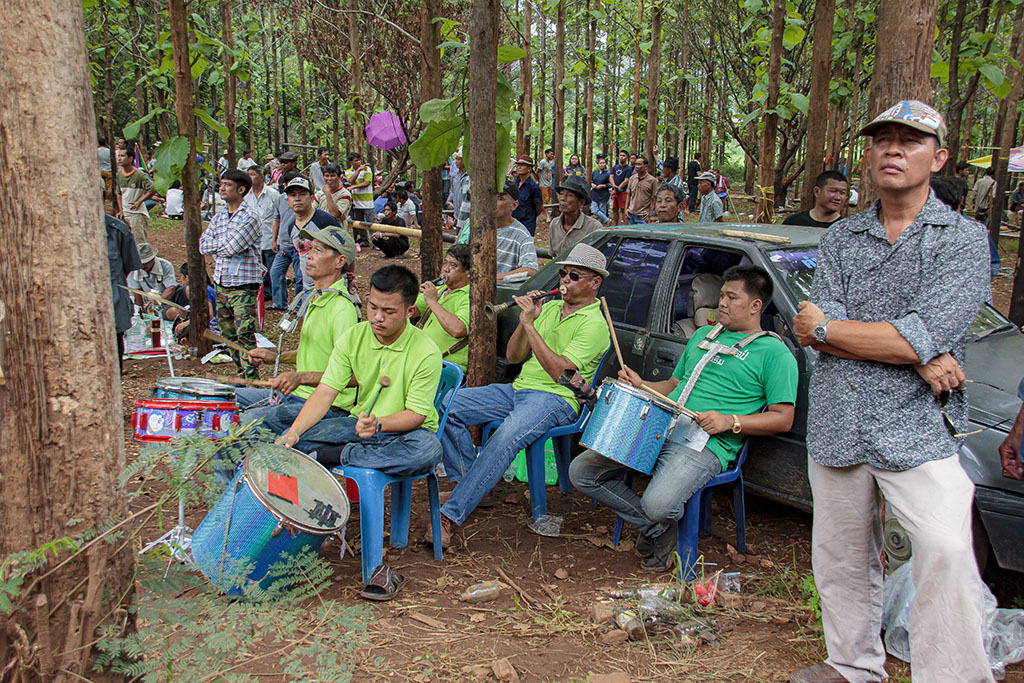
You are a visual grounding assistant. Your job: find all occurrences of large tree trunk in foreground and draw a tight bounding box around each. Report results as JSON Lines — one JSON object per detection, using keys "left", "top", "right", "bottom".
{"left": 467, "top": 0, "right": 499, "bottom": 388}
{"left": 419, "top": 0, "right": 444, "bottom": 281}
{"left": 801, "top": 0, "right": 835, "bottom": 209}
{"left": 756, "top": 0, "right": 784, "bottom": 223}
{"left": 0, "top": 0, "right": 133, "bottom": 675}
{"left": 858, "top": 0, "right": 939, "bottom": 208}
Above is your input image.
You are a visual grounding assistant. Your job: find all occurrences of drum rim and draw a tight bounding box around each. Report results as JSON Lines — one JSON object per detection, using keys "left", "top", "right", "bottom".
{"left": 242, "top": 446, "right": 350, "bottom": 535}
{"left": 602, "top": 378, "right": 683, "bottom": 414}
{"left": 155, "top": 377, "right": 235, "bottom": 397}
{"left": 135, "top": 398, "right": 239, "bottom": 409}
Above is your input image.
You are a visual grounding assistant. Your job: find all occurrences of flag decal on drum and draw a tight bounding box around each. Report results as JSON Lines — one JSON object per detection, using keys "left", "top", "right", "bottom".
{"left": 307, "top": 499, "right": 343, "bottom": 528}
{"left": 267, "top": 472, "right": 299, "bottom": 505}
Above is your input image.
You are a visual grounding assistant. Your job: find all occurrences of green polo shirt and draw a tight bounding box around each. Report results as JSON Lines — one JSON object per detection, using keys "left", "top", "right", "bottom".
{"left": 512, "top": 299, "right": 610, "bottom": 412}
{"left": 293, "top": 279, "right": 359, "bottom": 408}
{"left": 414, "top": 284, "right": 471, "bottom": 371}
{"left": 321, "top": 321, "right": 442, "bottom": 432}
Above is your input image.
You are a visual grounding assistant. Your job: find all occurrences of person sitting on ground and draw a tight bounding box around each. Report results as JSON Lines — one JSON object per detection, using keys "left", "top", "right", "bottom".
{"left": 430, "top": 243, "right": 611, "bottom": 548}
{"left": 571, "top": 265, "right": 797, "bottom": 570}
{"left": 456, "top": 179, "right": 539, "bottom": 282}
{"left": 237, "top": 226, "right": 359, "bottom": 425}
{"left": 782, "top": 171, "right": 849, "bottom": 228}
{"left": 165, "top": 180, "right": 184, "bottom": 219}
{"left": 395, "top": 188, "right": 419, "bottom": 229}
{"left": 315, "top": 162, "right": 352, "bottom": 223}
{"left": 127, "top": 243, "right": 176, "bottom": 308}
{"left": 414, "top": 244, "right": 472, "bottom": 372}
{"left": 696, "top": 171, "right": 725, "bottom": 223}
{"left": 372, "top": 200, "right": 411, "bottom": 258}
{"left": 549, "top": 175, "right": 603, "bottom": 256}
{"left": 654, "top": 183, "right": 687, "bottom": 224}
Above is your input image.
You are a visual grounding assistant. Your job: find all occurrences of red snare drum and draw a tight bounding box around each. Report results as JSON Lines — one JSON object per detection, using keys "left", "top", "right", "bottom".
{"left": 132, "top": 399, "right": 239, "bottom": 442}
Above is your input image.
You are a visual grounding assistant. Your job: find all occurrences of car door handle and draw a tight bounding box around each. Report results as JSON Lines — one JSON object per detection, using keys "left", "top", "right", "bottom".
{"left": 656, "top": 351, "right": 676, "bottom": 363}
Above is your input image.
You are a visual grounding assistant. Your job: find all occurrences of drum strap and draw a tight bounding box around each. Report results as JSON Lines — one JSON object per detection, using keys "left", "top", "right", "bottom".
{"left": 676, "top": 324, "right": 781, "bottom": 406}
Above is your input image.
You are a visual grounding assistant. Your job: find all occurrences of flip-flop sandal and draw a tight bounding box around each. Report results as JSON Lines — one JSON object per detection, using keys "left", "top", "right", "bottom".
{"left": 360, "top": 564, "right": 406, "bottom": 601}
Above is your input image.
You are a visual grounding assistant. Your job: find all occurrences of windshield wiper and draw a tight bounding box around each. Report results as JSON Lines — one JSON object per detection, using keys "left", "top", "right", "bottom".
{"left": 971, "top": 323, "right": 1018, "bottom": 341}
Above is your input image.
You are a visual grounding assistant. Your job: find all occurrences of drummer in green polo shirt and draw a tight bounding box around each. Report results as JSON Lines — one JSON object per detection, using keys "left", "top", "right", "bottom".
{"left": 414, "top": 244, "right": 471, "bottom": 372}
{"left": 431, "top": 243, "right": 611, "bottom": 548}
{"left": 277, "top": 265, "right": 443, "bottom": 479}
{"left": 237, "top": 225, "right": 359, "bottom": 429}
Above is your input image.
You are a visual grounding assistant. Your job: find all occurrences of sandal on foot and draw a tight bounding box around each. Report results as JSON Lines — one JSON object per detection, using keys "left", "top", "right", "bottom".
{"left": 360, "top": 564, "right": 406, "bottom": 601}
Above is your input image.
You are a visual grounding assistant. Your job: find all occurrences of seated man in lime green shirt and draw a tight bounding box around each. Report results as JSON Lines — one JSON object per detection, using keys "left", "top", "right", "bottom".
{"left": 434, "top": 243, "right": 612, "bottom": 547}
{"left": 570, "top": 265, "right": 798, "bottom": 571}
{"left": 414, "top": 244, "right": 471, "bottom": 372}
{"left": 237, "top": 226, "right": 359, "bottom": 428}
{"left": 275, "top": 265, "right": 443, "bottom": 478}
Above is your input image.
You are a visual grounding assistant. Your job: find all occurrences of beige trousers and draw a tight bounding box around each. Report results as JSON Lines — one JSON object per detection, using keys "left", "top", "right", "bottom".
{"left": 124, "top": 212, "right": 149, "bottom": 246}
{"left": 808, "top": 456, "right": 993, "bottom": 683}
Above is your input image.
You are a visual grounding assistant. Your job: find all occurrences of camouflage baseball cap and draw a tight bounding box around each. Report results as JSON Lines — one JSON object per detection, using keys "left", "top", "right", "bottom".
{"left": 857, "top": 100, "right": 946, "bottom": 147}
{"left": 298, "top": 225, "right": 357, "bottom": 264}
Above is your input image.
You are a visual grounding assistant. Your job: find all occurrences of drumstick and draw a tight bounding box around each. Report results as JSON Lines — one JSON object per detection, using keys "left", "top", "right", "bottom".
{"left": 120, "top": 285, "right": 180, "bottom": 310}
{"left": 639, "top": 383, "right": 698, "bottom": 418}
{"left": 599, "top": 297, "right": 625, "bottom": 370}
{"left": 203, "top": 329, "right": 250, "bottom": 355}
{"left": 364, "top": 376, "right": 391, "bottom": 416}
{"left": 209, "top": 374, "right": 274, "bottom": 388}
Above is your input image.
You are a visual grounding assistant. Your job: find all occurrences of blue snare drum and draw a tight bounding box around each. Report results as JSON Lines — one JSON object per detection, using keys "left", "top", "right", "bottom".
{"left": 580, "top": 379, "right": 682, "bottom": 474}
{"left": 191, "top": 443, "right": 349, "bottom": 595}
{"left": 153, "top": 377, "right": 235, "bottom": 401}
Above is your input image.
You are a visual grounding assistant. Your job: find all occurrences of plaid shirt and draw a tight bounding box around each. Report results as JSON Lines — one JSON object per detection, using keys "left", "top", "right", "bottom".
{"left": 199, "top": 204, "right": 263, "bottom": 286}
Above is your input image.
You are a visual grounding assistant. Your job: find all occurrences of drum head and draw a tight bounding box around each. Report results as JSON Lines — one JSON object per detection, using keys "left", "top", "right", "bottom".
{"left": 154, "top": 377, "right": 195, "bottom": 392}
{"left": 604, "top": 378, "right": 682, "bottom": 414}
{"left": 182, "top": 378, "right": 236, "bottom": 398}
{"left": 243, "top": 443, "right": 350, "bottom": 535}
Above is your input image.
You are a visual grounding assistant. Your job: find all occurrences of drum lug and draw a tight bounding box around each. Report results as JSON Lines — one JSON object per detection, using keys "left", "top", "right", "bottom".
{"left": 139, "top": 412, "right": 148, "bottom": 430}
{"left": 173, "top": 411, "right": 182, "bottom": 432}
{"left": 640, "top": 405, "right": 650, "bottom": 421}
{"left": 271, "top": 523, "right": 283, "bottom": 538}
{"left": 212, "top": 413, "right": 221, "bottom": 431}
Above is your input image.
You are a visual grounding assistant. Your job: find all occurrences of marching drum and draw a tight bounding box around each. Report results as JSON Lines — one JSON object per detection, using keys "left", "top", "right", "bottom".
{"left": 580, "top": 379, "right": 683, "bottom": 474}
{"left": 152, "top": 377, "right": 235, "bottom": 401}
{"left": 132, "top": 399, "right": 239, "bottom": 442}
{"left": 191, "top": 443, "right": 350, "bottom": 595}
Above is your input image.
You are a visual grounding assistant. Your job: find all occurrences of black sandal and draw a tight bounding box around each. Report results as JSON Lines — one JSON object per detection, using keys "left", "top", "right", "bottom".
{"left": 360, "top": 564, "right": 406, "bottom": 601}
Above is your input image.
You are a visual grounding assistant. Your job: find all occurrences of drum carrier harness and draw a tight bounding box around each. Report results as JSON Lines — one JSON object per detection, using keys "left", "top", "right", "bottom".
{"left": 675, "top": 323, "right": 782, "bottom": 405}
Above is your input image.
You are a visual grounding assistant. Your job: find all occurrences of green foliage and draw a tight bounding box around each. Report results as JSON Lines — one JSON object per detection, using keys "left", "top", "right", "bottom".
{"left": 408, "top": 118, "right": 464, "bottom": 171}
{"left": 496, "top": 45, "right": 528, "bottom": 63}
{"left": 150, "top": 136, "right": 191, "bottom": 195}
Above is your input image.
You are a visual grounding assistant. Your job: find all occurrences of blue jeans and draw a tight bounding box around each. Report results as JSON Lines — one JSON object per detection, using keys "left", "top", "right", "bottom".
{"left": 988, "top": 231, "right": 1001, "bottom": 276}
{"left": 270, "top": 247, "right": 302, "bottom": 308}
{"left": 568, "top": 442, "right": 722, "bottom": 538}
{"left": 439, "top": 384, "right": 577, "bottom": 525}
{"left": 590, "top": 200, "right": 611, "bottom": 225}
{"left": 627, "top": 213, "right": 648, "bottom": 225}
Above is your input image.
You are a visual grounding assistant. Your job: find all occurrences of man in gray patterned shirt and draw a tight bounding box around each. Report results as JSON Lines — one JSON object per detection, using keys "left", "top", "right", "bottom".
{"left": 790, "top": 101, "right": 993, "bottom": 683}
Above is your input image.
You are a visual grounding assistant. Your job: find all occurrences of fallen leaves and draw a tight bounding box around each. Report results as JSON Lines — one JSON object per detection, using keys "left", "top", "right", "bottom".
{"left": 408, "top": 612, "right": 445, "bottom": 629}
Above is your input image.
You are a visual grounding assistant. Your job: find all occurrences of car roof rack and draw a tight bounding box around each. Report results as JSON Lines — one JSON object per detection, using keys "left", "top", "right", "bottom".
{"left": 718, "top": 229, "right": 792, "bottom": 244}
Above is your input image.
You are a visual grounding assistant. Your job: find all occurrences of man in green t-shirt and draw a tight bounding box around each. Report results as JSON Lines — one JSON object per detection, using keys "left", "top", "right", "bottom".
{"left": 433, "top": 243, "right": 611, "bottom": 547}
{"left": 414, "top": 244, "right": 471, "bottom": 371}
{"left": 237, "top": 225, "right": 359, "bottom": 426}
{"left": 571, "top": 265, "right": 797, "bottom": 571}
{"left": 276, "top": 265, "right": 443, "bottom": 479}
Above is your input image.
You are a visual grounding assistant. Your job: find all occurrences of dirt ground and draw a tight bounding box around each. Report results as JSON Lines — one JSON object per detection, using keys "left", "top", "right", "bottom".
{"left": 119, "top": 214, "right": 1023, "bottom": 682}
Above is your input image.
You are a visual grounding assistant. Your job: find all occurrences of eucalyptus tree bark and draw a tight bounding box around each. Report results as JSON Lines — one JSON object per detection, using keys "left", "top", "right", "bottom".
{"left": 858, "top": 0, "right": 940, "bottom": 208}
{"left": 347, "top": 12, "right": 364, "bottom": 158}
{"left": 988, "top": 3, "right": 1023, "bottom": 247}
{"left": 538, "top": 9, "right": 547, "bottom": 160}
{"left": 298, "top": 51, "right": 308, "bottom": 165}
{"left": 583, "top": 0, "right": 597, "bottom": 170}
{"left": 756, "top": 0, "right": 784, "bottom": 223}
{"left": 630, "top": 0, "right": 645, "bottom": 155}
{"left": 169, "top": 0, "right": 211, "bottom": 353}
{"left": 518, "top": 0, "right": 534, "bottom": 157}
{"left": 271, "top": 27, "right": 281, "bottom": 151}
{"left": 0, "top": 0, "right": 134, "bottom": 675}
{"left": 700, "top": 57, "right": 712, "bottom": 162}
{"left": 801, "top": 0, "right": 835, "bottom": 209}
{"left": 222, "top": 0, "right": 237, "bottom": 167}
{"left": 467, "top": 0, "right": 500, "bottom": 388}
{"left": 553, "top": 0, "right": 566, "bottom": 180}
{"left": 643, "top": 3, "right": 661, "bottom": 164}
{"left": 419, "top": 0, "right": 444, "bottom": 280}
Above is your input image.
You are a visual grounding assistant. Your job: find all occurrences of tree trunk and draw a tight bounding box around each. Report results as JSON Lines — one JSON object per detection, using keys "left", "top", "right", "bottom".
{"left": 347, "top": 12, "right": 364, "bottom": 158}
{"left": 553, "top": 0, "right": 565, "bottom": 180}
{"left": 101, "top": 2, "right": 116, "bottom": 207}
{"left": 677, "top": 1, "right": 689, "bottom": 162}
{"left": 538, "top": 8, "right": 546, "bottom": 161}
{"left": 744, "top": 121, "right": 756, "bottom": 195}
{"left": 756, "top": 0, "right": 785, "bottom": 222}
{"left": 271, "top": 27, "right": 281, "bottom": 151}
{"left": 700, "top": 59, "right": 712, "bottom": 162}
{"left": 130, "top": 0, "right": 147, "bottom": 147}
{"left": 298, "top": 52, "right": 308, "bottom": 166}
{"left": 643, "top": 4, "right": 661, "bottom": 164}
{"left": 801, "top": 0, "right": 835, "bottom": 208}
{"left": 153, "top": 0, "right": 171, "bottom": 141}
{"left": 630, "top": 0, "right": 645, "bottom": 155}
{"left": 944, "top": 0, "right": 994, "bottom": 172}
{"left": 222, "top": 0, "right": 237, "bottom": 167}
{"left": 419, "top": 0, "right": 444, "bottom": 281}
{"left": 517, "top": 0, "right": 534, "bottom": 157}
{"left": 333, "top": 99, "right": 340, "bottom": 162}
{"left": 859, "top": 0, "right": 940, "bottom": 207}
{"left": 1, "top": 0, "right": 134, "bottom": 675}
{"left": 467, "top": 0, "right": 499, "bottom": 388}
{"left": 583, "top": 0, "right": 597, "bottom": 170}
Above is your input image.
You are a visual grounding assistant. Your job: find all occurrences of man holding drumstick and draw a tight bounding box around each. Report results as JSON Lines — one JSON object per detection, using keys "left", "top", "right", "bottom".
{"left": 570, "top": 266, "right": 797, "bottom": 571}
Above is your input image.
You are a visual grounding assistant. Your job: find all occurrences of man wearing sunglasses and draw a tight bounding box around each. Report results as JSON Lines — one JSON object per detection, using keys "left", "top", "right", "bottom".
{"left": 428, "top": 243, "right": 611, "bottom": 548}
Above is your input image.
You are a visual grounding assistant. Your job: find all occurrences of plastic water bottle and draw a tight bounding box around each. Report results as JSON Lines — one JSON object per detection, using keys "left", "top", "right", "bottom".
{"left": 614, "top": 609, "right": 646, "bottom": 640}
{"left": 502, "top": 462, "right": 517, "bottom": 482}
{"left": 459, "top": 581, "right": 502, "bottom": 603}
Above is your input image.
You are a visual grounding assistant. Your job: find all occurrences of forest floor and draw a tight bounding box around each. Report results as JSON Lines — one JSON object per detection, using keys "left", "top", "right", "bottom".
{"left": 115, "top": 210, "right": 1024, "bottom": 682}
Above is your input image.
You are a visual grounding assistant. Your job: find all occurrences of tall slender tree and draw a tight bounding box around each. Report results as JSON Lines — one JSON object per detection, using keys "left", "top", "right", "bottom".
{"left": 419, "top": 0, "right": 444, "bottom": 280}
{"left": 222, "top": 0, "right": 237, "bottom": 166}
{"left": 756, "top": 0, "right": 785, "bottom": 222}
{"left": 644, "top": 2, "right": 662, "bottom": 164}
{"left": 802, "top": 0, "right": 836, "bottom": 208}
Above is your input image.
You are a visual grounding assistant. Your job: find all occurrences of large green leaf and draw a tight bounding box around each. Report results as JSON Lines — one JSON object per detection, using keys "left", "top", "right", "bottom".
{"left": 930, "top": 60, "right": 950, "bottom": 81}
{"left": 194, "top": 108, "right": 229, "bottom": 139}
{"left": 408, "top": 117, "right": 464, "bottom": 171}
{"left": 495, "top": 123, "right": 511, "bottom": 193}
{"left": 789, "top": 92, "right": 809, "bottom": 115}
{"left": 979, "top": 63, "right": 1004, "bottom": 89}
{"left": 151, "top": 136, "right": 191, "bottom": 195}
{"left": 495, "top": 73, "right": 516, "bottom": 126}
{"left": 123, "top": 108, "right": 166, "bottom": 140}
{"left": 496, "top": 45, "right": 528, "bottom": 63}
{"left": 782, "top": 24, "right": 806, "bottom": 49}
{"left": 419, "top": 97, "right": 460, "bottom": 124}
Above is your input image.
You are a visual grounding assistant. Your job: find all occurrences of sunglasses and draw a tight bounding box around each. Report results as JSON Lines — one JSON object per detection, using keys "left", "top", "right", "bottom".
{"left": 558, "top": 268, "right": 597, "bottom": 282}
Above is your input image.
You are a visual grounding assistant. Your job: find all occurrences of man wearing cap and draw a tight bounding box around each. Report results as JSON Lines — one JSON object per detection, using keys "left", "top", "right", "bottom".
{"left": 275, "top": 151, "right": 298, "bottom": 181}
{"left": 347, "top": 152, "right": 375, "bottom": 247}
{"left": 127, "top": 243, "right": 176, "bottom": 307}
{"left": 415, "top": 243, "right": 472, "bottom": 372}
{"left": 696, "top": 171, "right": 725, "bottom": 223}
{"left": 243, "top": 166, "right": 280, "bottom": 300}
{"left": 282, "top": 176, "right": 345, "bottom": 294}
{"left": 238, "top": 225, "right": 359, "bottom": 432}
{"left": 511, "top": 155, "right": 547, "bottom": 236}
{"left": 589, "top": 154, "right": 612, "bottom": 225}
{"left": 549, "top": 175, "right": 603, "bottom": 256}
{"left": 199, "top": 168, "right": 263, "bottom": 379}
{"left": 790, "top": 100, "right": 992, "bottom": 683}
{"left": 269, "top": 171, "right": 303, "bottom": 308}
{"left": 431, "top": 243, "right": 612, "bottom": 547}
{"left": 625, "top": 155, "right": 658, "bottom": 224}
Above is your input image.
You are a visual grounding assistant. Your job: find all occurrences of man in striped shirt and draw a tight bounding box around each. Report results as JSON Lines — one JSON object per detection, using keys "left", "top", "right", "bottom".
{"left": 200, "top": 169, "right": 263, "bottom": 379}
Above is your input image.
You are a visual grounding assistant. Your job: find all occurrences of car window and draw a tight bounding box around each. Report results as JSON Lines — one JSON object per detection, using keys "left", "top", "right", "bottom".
{"left": 600, "top": 238, "right": 669, "bottom": 327}
{"left": 670, "top": 246, "right": 745, "bottom": 337}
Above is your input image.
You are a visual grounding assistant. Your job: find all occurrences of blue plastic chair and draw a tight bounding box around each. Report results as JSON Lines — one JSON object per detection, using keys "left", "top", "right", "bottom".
{"left": 612, "top": 438, "right": 751, "bottom": 581}
{"left": 332, "top": 361, "right": 463, "bottom": 583}
{"left": 482, "top": 349, "right": 610, "bottom": 518}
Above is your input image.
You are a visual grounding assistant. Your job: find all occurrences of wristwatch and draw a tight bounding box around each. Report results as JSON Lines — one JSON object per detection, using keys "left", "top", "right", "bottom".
{"left": 731, "top": 415, "right": 742, "bottom": 434}
{"left": 812, "top": 316, "right": 832, "bottom": 343}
